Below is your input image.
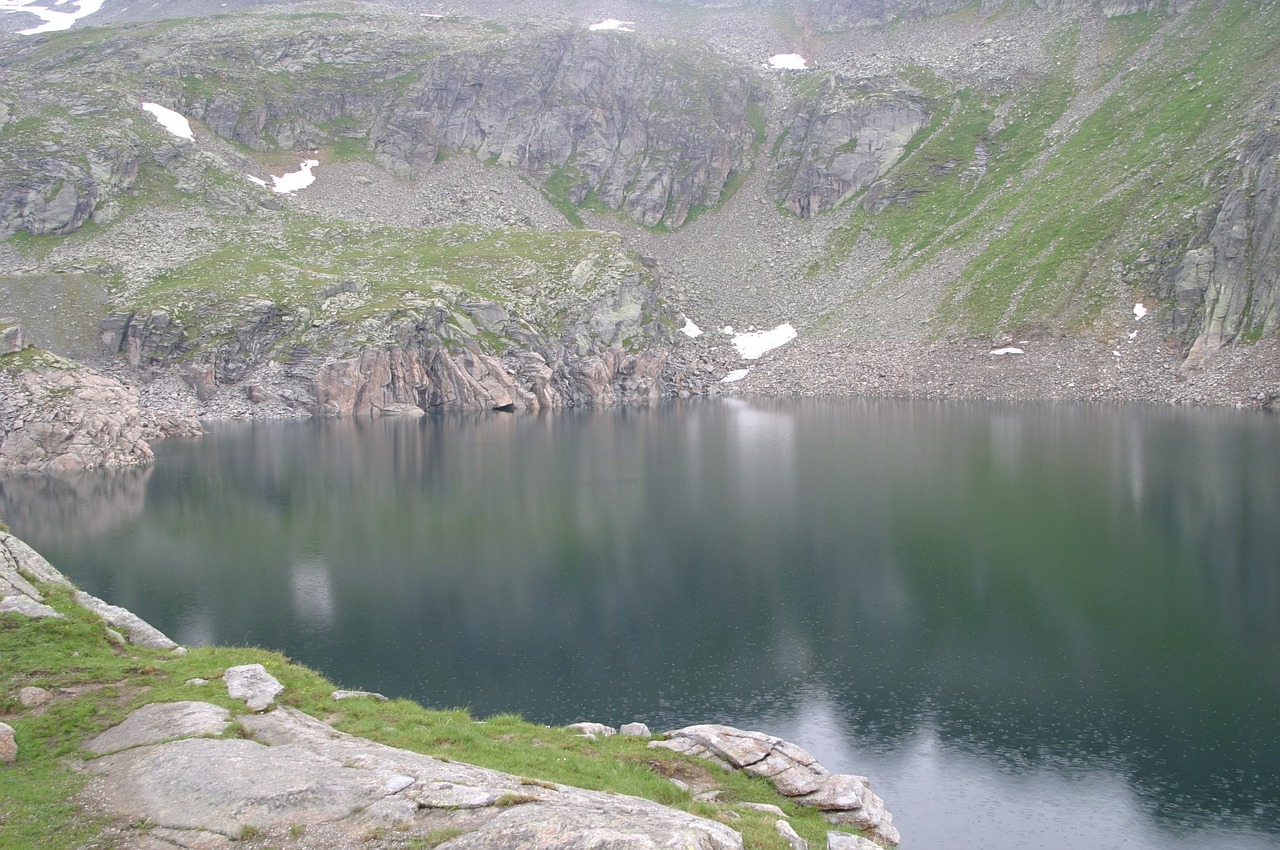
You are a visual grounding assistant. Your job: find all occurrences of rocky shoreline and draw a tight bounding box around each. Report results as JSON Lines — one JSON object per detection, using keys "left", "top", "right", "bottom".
{"left": 1, "top": 530, "right": 897, "bottom": 849}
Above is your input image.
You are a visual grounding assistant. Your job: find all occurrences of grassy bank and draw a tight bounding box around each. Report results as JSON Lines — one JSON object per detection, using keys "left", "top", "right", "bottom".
{"left": 1, "top": 578, "right": 872, "bottom": 849}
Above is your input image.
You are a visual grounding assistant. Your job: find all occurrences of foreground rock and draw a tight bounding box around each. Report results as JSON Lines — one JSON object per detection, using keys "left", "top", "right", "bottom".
{"left": 84, "top": 702, "right": 744, "bottom": 850}
{"left": 652, "top": 724, "right": 900, "bottom": 846}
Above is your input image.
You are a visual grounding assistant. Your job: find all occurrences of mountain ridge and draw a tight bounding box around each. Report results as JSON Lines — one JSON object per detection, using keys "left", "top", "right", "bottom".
{"left": 0, "top": 0, "right": 1276, "bottom": 464}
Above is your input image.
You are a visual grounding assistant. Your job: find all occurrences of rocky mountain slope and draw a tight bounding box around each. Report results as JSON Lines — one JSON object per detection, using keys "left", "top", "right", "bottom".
{"left": 0, "top": 0, "right": 1277, "bottom": 461}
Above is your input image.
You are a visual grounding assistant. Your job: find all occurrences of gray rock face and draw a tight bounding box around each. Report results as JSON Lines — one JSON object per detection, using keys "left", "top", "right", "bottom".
{"left": 224, "top": 664, "right": 284, "bottom": 712}
{"left": 0, "top": 354, "right": 200, "bottom": 474}
{"left": 1173, "top": 106, "right": 1279, "bottom": 369}
{"left": 374, "top": 32, "right": 754, "bottom": 229}
{"left": 0, "top": 140, "right": 142, "bottom": 238}
{"left": 652, "top": 724, "right": 899, "bottom": 846}
{"left": 772, "top": 81, "right": 927, "bottom": 217}
{"left": 85, "top": 702, "right": 744, "bottom": 849}
{"left": 0, "top": 359, "right": 152, "bottom": 474}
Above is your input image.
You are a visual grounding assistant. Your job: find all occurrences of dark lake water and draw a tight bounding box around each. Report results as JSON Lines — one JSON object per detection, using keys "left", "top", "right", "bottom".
{"left": 4, "top": 399, "right": 1279, "bottom": 850}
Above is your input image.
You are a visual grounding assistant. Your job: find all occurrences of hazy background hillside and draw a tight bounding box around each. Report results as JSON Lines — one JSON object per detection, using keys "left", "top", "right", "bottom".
{"left": 2, "top": 0, "right": 1276, "bottom": 413}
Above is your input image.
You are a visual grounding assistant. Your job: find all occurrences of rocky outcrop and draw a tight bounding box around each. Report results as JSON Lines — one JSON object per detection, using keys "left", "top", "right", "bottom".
{"left": 1173, "top": 107, "right": 1279, "bottom": 369}
{"left": 1, "top": 529, "right": 72, "bottom": 621}
{"left": 83, "top": 702, "right": 745, "bottom": 849}
{"left": 100, "top": 242, "right": 677, "bottom": 415}
{"left": 0, "top": 131, "right": 143, "bottom": 238}
{"left": 0, "top": 348, "right": 200, "bottom": 474}
{"left": 772, "top": 80, "right": 927, "bottom": 217}
{"left": 653, "top": 724, "right": 900, "bottom": 847}
{"left": 372, "top": 31, "right": 755, "bottom": 228}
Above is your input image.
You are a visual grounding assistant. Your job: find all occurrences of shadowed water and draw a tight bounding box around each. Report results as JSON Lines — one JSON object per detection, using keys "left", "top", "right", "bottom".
{"left": 6, "top": 399, "right": 1278, "bottom": 850}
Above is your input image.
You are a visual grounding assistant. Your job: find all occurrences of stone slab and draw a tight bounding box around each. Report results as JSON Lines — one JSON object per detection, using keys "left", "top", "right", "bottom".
{"left": 87, "top": 701, "right": 231, "bottom": 755}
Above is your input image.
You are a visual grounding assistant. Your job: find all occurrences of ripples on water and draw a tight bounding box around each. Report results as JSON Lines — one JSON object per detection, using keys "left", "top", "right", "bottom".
{"left": 5, "top": 399, "right": 1278, "bottom": 850}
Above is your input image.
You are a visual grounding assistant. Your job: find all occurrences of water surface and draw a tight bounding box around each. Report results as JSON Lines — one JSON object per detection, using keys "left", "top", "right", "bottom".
{"left": 6, "top": 399, "right": 1278, "bottom": 850}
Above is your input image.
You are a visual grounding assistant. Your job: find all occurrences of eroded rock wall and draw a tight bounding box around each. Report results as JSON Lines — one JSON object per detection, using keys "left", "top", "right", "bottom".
{"left": 1171, "top": 103, "right": 1279, "bottom": 369}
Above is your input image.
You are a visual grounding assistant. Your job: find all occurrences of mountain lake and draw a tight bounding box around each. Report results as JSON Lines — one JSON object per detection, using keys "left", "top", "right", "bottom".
{"left": 5, "top": 398, "right": 1278, "bottom": 850}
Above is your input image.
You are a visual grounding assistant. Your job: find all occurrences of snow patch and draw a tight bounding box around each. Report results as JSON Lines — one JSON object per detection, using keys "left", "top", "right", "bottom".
{"left": 732, "top": 323, "right": 797, "bottom": 360}
{"left": 1, "top": 0, "right": 106, "bottom": 34}
{"left": 141, "top": 102, "right": 194, "bottom": 140}
{"left": 1133, "top": 302, "right": 1148, "bottom": 321}
{"left": 245, "top": 175, "right": 268, "bottom": 187}
{"left": 589, "top": 18, "right": 635, "bottom": 31}
{"left": 271, "top": 160, "right": 320, "bottom": 194}
{"left": 680, "top": 318, "right": 703, "bottom": 338}
{"left": 989, "top": 347, "right": 1025, "bottom": 355}
{"left": 768, "top": 53, "right": 808, "bottom": 70}
{"left": 722, "top": 369, "right": 750, "bottom": 383}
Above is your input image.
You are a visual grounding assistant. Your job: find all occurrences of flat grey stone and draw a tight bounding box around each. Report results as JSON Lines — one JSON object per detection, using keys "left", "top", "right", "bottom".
{"left": 87, "top": 701, "right": 231, "bottom": 755}
{"left": 0, "top": 595, "right": 63, "bottom": 619}
{"left": 87, "top": 738, "right": 399, "bottom": 836}
{"left": 224, "top": 663, "right": 283, "bottom": 711}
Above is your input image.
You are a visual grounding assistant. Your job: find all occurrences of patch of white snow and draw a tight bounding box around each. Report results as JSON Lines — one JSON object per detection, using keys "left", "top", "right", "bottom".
{"left": 245, "top": 175, "right": 268, "bottom": 187}
{"left": 721, "top": 326, "right": 734, "bottom": 335}
{"left": 141, "top": 102, "right": 194, "bottom": 140}
{"left": 1, "top": 0, "right": 106, "bottom": 35}
{"left": 680, "top": 318, "right": 703, "bottom": 338}
{"left": 989, "top": 347, "right": 1025, "bottom": 355}
{"left": 732, "top": 323, "right": 797, "bottom": 360}
{"left": 768, "top": 53, "right": 808, "bottom": 70}
{"left": 1133, "top": 302, "right": 1148, "bottom": 321}
{"left": 722, "top": 369, "right": 750, "bottom": 383}
{"left": 271, "top": 159, "right": 320, "bottom": 194}
{"left": 589, "top": 18, "right": 635, "bottom": 31}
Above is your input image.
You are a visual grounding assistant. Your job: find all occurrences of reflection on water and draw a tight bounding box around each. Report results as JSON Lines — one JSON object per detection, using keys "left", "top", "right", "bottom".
{"left": 7, "top": 400, "right": 1279, "bottom": 850}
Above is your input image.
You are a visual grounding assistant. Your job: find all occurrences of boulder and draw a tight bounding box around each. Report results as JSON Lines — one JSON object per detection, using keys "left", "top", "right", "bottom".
{"left": 17, "top": 686, "right": 51, "bottom": 708}
{"left": 223, "top": 664, "right": 284, "bottom": 711}
{"left": 567, "top": 722, "right": 616, "bottom": 739}
{"left": 0, "top": 722, "right": 15, "bottom": 763}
